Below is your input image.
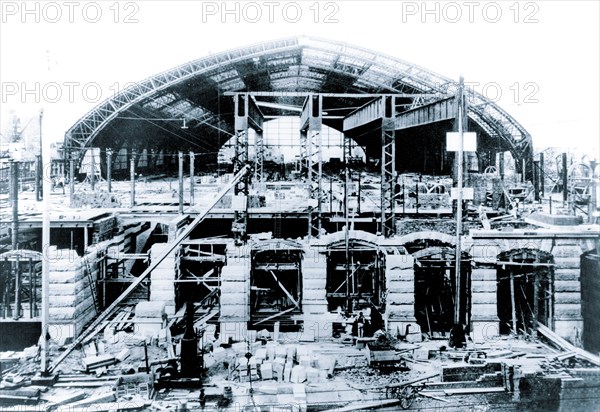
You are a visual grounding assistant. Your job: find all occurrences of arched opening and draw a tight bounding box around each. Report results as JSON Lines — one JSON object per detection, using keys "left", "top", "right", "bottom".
{"left": 326, "top": 239, "right": 386, "bottom": 332}
{"left": 413, "top": 247, "right": 471, "bottom": 337}
{"left": 176, "top": 242, "right": 227, "bottom": 320}
{"left": 496, "top": 249, "right": 554, "bottom": 335}
{"left": 249, "top": 240, "right": 303, "bottom": 331}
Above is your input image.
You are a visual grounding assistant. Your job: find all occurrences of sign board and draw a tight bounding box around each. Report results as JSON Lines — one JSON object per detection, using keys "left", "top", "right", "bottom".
{"left": 446, "top": 132, "right": 477, "bottom": 152}
{"left": 450, "top": 187, "right": 474, "bottom": 200}
{"left": 232, "top": 195, "right": 247, "bottom": 211}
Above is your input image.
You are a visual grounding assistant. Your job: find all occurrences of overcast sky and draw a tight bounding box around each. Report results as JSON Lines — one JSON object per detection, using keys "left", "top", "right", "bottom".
{"left": 1, "top": 0, "right": 598, "bottom": 156}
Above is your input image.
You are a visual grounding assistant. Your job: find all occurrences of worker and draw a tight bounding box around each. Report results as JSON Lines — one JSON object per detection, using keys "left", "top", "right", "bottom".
{"left": 357, "top": 312, "right": 365, "bottom": 338}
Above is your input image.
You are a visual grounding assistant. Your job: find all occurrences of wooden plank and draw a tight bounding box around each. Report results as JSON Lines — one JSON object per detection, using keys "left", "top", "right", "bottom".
{"left": 443, "top": 387, "right": 505, "bottom": 395}
{"left": 321, "top": 399, "right": 401, "bottom": 412}
{"left": 538, "top": 324, "right": 600, "bottom": 366}
{"left": 386, "top": 372, "right": 440, "bottom": 389}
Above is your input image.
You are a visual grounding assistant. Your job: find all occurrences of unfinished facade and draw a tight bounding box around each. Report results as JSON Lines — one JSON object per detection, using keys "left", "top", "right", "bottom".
{"left": 1, "top": 36, "right": 599, "bottom": 411}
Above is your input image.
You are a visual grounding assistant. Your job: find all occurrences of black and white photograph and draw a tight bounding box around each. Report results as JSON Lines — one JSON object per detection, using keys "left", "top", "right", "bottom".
{"left": 1, "top": 1, "right": 599, "bottom": 410}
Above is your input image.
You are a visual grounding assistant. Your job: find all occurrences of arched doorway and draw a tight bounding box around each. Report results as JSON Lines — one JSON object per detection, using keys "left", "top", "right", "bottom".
{"left": 326, "top": 240, "right": 385, "bottom": 317}
{"left": 413, "top": 247, "right": 471, "bottom": 337}
{"left": 250, "top": 240, "right": 303, "bottom": 331}
{"left": 496, "top": 249, "right": 554, "bottom": 335}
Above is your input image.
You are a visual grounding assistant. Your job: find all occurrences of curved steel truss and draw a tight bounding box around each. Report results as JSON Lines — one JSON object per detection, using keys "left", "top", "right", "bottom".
{"left": 64, "top": 36, "right": 532, "bottom": 165}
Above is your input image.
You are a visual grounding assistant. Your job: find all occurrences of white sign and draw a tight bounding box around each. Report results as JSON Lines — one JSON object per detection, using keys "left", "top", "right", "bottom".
{"left": 450, "top": 187, "right": 474, "bottom": 200}
{"left": 232, "top": 195, "right": 247, "bottom": 211}
{"left": 446, "top": 132, "right": 477, "bottom": 152}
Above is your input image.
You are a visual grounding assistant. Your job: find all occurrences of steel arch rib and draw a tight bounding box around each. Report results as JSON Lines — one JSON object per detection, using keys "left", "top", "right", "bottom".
{"left": 64, "top": 35, "right": 531, "bottom": 163}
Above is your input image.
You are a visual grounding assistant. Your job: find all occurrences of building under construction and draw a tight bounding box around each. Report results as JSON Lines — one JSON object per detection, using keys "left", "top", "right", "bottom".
{"left": 1, "top": 37, "right": 599, "bottom": 411}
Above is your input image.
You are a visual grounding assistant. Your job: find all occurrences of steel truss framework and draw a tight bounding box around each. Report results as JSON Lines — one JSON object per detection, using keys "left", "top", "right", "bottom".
{"left": 64, "top": 36, "right": 532, "bottom": 176}
{"left": 299, "top": 95, "right": 324, "bottom": 239}
{"left": 232, "top": 94, "right": 264, "bottom": 244}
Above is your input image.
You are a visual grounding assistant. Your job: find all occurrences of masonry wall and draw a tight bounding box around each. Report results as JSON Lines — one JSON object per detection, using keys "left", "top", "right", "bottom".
{"left": 301, "top": 247, "right": 329, "bottom": 339}
{"left": 48, "top": 248, "right": 96, "bottom": 340}
{"left": 219, "top": 242, "right": 250, "bottom": 343}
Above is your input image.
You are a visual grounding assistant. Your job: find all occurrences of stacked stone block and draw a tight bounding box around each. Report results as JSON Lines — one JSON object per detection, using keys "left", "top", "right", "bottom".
{"left": 470, "top": 266, "right": 500, "bottom": 342}
{"left": 48, "top": 248, "right": 97, "bottom": 340}
{"left": 385, "top": 253, "right": 421, "bottom": 341}
{"left": 219, "top": 243, "right": 250, "bottom": 343}
{"left": 302, "top": 247, "right": 330, "bottom": 339}
{"left": 149, "top": 243, "right": 178, "bottom": 315}
{"left": 551, "top": 241, "right": 584, "bottom": 344}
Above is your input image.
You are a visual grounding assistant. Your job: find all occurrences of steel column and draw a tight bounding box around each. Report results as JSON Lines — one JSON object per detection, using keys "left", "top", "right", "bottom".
{"left": 233, "top": 94, "right": 250, "bottom": 244}
{"left": 380, "top": 96, "right": 396, "bottom": 237}
{"left": 254, "top": 131, "right": 264, "bottom": 183}
{"left": 301, "top": 94, "right": 323, "bottom": 239}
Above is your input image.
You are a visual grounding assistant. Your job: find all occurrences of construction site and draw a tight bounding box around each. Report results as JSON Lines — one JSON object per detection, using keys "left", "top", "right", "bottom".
{"left": 1, "top": 36, "right": 599, "bottom": 411}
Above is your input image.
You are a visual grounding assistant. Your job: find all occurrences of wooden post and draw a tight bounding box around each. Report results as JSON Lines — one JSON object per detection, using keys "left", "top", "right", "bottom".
{"left": 562, "top": 153, "right": 568, "bottom": 203}
{"left": 178, "top": 152, "right": 184, "bottom": 214}
{"left": 69, "top": 152, "right": 75, "bottom": 204}
{"left": 510, "top": 269, "right": 517, "bottom": 334}
{"left": 13, "top": 257, "right": 20, "bottom": 320}
{"left": 189, "top": 151, "right": 195, "bottom": 205}
{"left": 90, "top": 148, "right": 96, "bottom": 190}
{"left": 29, "top": 258, "right": 34, "bottom": 319}
{"left": 10, "top": 160, "right": 19, "bottom": 250}
{"left": 533, "top": 272, "right": 539, "bottom": 335}
{"left": 130, "top": 151, "right": 136, "bottom": 208}
{"left": 106, "top": 149, "right": 112, "bottom": 193}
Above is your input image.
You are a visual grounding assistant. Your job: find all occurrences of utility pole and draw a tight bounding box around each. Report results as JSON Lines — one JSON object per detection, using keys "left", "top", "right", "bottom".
{"left": 448, "top": 77, "right": 468, "bottom": 349}
{"left": 106, "top": 149, "right": 113, "bottom": 193}
{"left": 190, "top": 151, "right": 195, "bottom": 205}
{"left": 36, "top": 110, "right": 44, "bottom": 201}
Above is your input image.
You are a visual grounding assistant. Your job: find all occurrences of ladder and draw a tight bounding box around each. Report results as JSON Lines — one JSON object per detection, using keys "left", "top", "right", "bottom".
{"left": 83, "top": 255, "right": 99, "bottom": 314}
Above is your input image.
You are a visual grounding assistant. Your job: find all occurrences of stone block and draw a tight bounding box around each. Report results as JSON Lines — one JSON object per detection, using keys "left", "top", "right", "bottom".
{"left": 303, "top": 279, "right": 326, "bottom": 290}
{"left": 470, "top": 304, "right": 498, "bottom": 319}
{"left": 387, "top": 279, "right": 413, "bottom": 293}
{"left": 150, "top": 268, "right": 176, "bottom": 280}
{"left": 471, "top": 319, "right": 500, "bottom": 343}
{"left": 386, "top": 255, "right": 413, "bottom": 270}
{"left": 150, "top": 290, "right": 175, "bottom": 302}
{"left": 472, "top": 292, "right": 497, "bottom": 305}
{"left": 555, "top": 292, "right": 582, "bottom": 304}
{"left": 48, "top": 281, "right": 86, "bottom": 296}
{"left": 220, "top": 292, "right": 247, "bottom": 306}
{"left": 470, "top": 244, "right": 501, "bottom": 263}
{"left": 551, "top": 244, "right": 583, "bottom": 258}
{"left": 554, "top": 281, "right": 581, "bottom": 293}
{"left": 471, "top": 268, "right": 497, "bottom": 282}
{"left": 554, "top": 258, "right": 581, "bottom": 269}
{"left": 472, "top": 281, "right": 497, "bottom": 293}
{"left": 260, "top": 362, "right": 273, "bottom": 380}
{"left": 135, "top": 301, "right": 166, "bottom": 318}
{"left": 394, "top": 269, "right": 414, "bottom": 282}
{"left": 219, "top": 305, "right": 248, "bottom": 319}
{"left": 554, "top": 304, "right": 582, "bottom": 318}
{"left": 49, "top": 270, "right": 85, "bottom": 284}
{"left": 387, "top": 292, "right": 413, "bottom": 305}
{"left": 555, "top": 269, "right": 580, "bottom": 281}
{"left": 302, "top": 289, "right": 326, "bottom": 301}
{"left": 290, "top": 366, "right": 307, "bottom": 383}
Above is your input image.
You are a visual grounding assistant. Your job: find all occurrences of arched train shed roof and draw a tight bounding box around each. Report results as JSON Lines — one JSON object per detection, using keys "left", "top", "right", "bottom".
{"left": 64, "top": 36, "right": 532, "bottom": 166}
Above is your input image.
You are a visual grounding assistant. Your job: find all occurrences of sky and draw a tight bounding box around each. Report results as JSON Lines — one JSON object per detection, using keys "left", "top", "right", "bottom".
{"left": 1, "top": 0, "right": 599, "bottom": 157}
